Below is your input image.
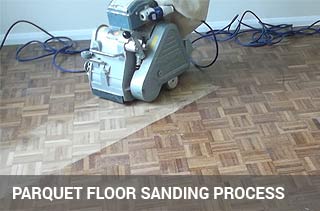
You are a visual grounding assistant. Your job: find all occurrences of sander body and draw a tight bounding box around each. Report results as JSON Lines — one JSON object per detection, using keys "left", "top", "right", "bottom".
{"left": 82, "top": 0, "right": 205, "bottom": 103}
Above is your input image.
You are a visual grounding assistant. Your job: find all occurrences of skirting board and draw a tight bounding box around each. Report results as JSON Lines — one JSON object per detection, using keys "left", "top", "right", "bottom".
{"left": 197, "top": 15, "right": 320, "bottom": 32}
{"left": 1, "top": 15, "right": 320, "bottom": 46}
{"left": 0, "top": 29, "right": 95, "bottom": 46}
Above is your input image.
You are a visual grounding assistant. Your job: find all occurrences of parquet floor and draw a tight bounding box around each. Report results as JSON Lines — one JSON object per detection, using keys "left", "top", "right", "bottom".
{"left": 0, "top": 41, "right": 217, "bottom": 175}
{"left": 1, "top": 35, "right": 320, "bottom": 176}
{"left": 65, "top": 35, "right": 320, "bottom": 175}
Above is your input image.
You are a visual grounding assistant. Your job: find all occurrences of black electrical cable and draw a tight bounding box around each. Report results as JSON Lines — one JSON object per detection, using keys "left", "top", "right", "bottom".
{"left": 192, "top": 20, "right": 219, "bottom": 69}
{"left": 0, "top": 20, "right": 88, "bottom": 73}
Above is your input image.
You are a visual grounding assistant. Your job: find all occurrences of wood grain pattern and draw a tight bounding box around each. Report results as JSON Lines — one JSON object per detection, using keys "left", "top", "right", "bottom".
{"left": 63, "top": 35, "right": 320, "bottom": 176}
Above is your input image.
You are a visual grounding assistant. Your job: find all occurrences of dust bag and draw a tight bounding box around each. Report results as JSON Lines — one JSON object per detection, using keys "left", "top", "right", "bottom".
{"left": 156, "top": 0, "right": 210, "bottom": 36}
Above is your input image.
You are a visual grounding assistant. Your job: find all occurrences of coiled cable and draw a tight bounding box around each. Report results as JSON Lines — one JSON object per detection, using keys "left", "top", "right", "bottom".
{"left": 0, "top": 20, "right": 88, "bottom": 73}
{"left": 192, "top": 10, "right": 320, "bottom": 68}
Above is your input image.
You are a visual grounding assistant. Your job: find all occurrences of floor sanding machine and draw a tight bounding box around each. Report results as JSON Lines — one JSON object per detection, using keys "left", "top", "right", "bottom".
{"left": 81, "top": 0, "right": 209, "bottom": 103}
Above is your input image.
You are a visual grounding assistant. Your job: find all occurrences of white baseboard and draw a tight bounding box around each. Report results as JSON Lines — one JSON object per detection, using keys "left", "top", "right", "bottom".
{"left": 196, "top": 15, "right": 320, "bottom": 32}
{"left": 1, "top": 15, "right": 319, "bottom": 46}
{"left": 1, "top": 29, "right": 95, "bottom": 46}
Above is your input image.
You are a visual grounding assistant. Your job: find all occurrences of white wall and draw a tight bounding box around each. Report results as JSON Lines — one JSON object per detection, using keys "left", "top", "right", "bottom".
{"left": 209, "top": 0, "right": 320, "bottom": 21}
{"left": 1, "top": 0, "right": 319, "bottom": 45}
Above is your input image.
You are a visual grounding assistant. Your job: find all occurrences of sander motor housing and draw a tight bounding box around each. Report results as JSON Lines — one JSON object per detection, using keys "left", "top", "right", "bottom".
{"left": 82, "top": 0, "right": 192, "bottom": 103}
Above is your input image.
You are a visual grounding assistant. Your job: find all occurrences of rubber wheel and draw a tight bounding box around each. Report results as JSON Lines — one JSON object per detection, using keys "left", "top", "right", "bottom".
{"left": 165, "top": 77, "right": 179, "bottom": 90}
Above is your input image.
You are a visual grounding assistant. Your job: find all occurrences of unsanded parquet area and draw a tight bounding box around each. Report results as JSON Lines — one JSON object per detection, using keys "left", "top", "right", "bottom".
{"left": 67, "top": 35, "right": 320, "bottom": 175}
